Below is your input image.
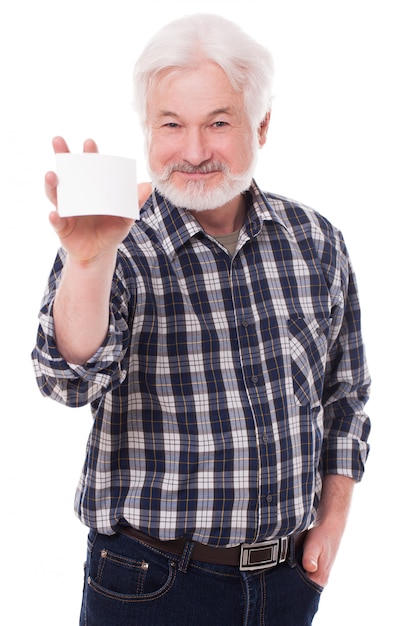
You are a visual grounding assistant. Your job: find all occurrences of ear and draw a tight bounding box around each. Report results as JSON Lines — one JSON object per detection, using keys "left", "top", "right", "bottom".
{"left": 257, "top": 112, "right": 271, "bottom": 147}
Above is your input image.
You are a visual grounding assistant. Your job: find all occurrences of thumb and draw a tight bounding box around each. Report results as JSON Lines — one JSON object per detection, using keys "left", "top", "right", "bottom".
{"left": 302, "top": 550, "right": 319, "bottom": 573}
{"left": 137, "top": 182, "right": 153, "bottom": 208}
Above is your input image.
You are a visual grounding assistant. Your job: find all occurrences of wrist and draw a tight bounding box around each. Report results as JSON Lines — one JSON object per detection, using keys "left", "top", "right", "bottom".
{"left": 64, "top": 247, "right": 118, "bottom": 271}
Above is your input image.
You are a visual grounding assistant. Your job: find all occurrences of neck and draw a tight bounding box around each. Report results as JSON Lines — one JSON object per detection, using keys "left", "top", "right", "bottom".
{"left": 189, "top": 194, "right": 247, "bottom": 236}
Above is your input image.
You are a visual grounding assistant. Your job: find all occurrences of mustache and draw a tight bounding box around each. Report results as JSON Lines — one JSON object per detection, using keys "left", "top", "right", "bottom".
{"left": 160, "top": 161, "right": 228, "bottom": 179}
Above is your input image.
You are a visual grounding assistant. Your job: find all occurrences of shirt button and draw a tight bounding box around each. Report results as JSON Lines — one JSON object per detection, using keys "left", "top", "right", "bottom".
{"left": 262, "top": 434, "right": 269, "bottom": 443}
{"left": 242, "top": 319, "right": 249, "bottom": 327}
{"left": 251, "top": 375, "right": 258, "bottom": 384}
{"left": 266, "top": 494, "right": 273, "bottom": 503}
{"left": 316, "top": 327, "right": 324, "bottom": 336}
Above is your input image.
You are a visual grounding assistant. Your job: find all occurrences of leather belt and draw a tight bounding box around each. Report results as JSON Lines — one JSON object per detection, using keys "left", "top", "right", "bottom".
{"left": 120, "top": 526, "right": 305, "bottom": 572}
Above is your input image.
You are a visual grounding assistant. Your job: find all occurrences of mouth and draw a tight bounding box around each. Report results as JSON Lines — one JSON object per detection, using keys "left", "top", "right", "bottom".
{"left": 174, "top": 169, "right": 222, "bottom": 182}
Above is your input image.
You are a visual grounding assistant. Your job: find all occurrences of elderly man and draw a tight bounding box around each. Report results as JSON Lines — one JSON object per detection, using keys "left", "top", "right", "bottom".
{"left": 32, "top": 13, "right": 370, "bottom": 626}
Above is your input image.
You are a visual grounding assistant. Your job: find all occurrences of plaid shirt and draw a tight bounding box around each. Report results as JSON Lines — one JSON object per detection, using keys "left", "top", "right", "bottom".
{"left": 32, "top": 181, "right": 370, "bottom": 546}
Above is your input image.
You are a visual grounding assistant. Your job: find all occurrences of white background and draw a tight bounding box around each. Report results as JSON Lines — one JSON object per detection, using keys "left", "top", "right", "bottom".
{"left": 1, "top": 0, "right": 415, "bottom": 623}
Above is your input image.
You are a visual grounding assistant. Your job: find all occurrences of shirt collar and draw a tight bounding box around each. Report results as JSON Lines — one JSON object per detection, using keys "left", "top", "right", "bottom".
{"left": 139, "top": 180, "right": 289, "bottom": 256}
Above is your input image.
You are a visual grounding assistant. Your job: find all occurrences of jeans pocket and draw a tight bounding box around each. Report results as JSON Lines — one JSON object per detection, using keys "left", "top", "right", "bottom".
{"left": 87, "top": 534, "right": 177, "bottom": 602}
{"left": 295, "top": 562, "right": 324, "bottom": 595}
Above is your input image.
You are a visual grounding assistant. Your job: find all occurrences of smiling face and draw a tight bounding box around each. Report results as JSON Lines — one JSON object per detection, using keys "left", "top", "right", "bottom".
{"left": 145, "top": 61, "right": 268, "bottom": 213}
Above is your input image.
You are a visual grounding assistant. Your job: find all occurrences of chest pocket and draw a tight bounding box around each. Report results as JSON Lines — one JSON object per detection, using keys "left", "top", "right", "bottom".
{"left": 287, "top": 315, "right": 331, "bottom": 407}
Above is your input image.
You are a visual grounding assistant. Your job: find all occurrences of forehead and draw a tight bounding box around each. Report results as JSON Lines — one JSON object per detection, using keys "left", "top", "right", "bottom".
{"left": 147, "top": 62, "right": 244, "bottom": 118}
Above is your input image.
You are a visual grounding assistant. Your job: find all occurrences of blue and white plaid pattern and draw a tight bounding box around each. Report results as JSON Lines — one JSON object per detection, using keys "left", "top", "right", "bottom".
{"left": 32, "top": 181, "right": 370, "bottom": 546}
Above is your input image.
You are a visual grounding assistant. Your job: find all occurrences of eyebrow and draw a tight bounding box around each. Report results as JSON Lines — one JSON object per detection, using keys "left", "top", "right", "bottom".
{"left": 158, "top": 107, "right": 234, "bottom": 119}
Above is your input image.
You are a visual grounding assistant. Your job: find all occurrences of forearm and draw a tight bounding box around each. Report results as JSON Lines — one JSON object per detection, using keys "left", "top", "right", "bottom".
{"left": 316, "top": 474, "right": 355, "bottom": 532}
{"left": 53, "top": 250, "right": 118, "bottom": 364}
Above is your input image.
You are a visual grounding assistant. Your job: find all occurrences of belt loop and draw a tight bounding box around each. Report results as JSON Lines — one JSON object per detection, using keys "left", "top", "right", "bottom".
{"left": 287, "top": 535, "right": 296, "bottom": 568}
{"left": 178, "top": 540, "right": 194, "bottom": 573}
{"left": 287, "top": 532, "right": 307, "bottom": 568}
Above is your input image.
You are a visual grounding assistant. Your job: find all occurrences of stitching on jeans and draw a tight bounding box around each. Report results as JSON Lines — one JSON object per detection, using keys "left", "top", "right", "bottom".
{"left": 259, "top": 572, "right": 266, "bottom": 626}
{"left": 190, "top": 562, "right": 241, "bottom": 580}
{"left": 241, "top": 574, "right": 250, "bottom": 626}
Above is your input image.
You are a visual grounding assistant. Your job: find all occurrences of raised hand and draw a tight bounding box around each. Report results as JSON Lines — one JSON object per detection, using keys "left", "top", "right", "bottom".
{"left": 45, "top": 136, "right": 152, "bottom": 264}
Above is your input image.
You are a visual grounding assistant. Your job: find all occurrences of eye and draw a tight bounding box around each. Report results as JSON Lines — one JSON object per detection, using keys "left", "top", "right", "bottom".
{"left": 164, "top": 122, "right": 180, "bottom": 128}
{"left": 213, "top": 121, "right": 228, "bottom": 128}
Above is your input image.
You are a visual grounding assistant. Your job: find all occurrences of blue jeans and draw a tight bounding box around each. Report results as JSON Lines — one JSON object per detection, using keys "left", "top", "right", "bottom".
{"left": 80, "top": 530, "right": 323, "bottom": 625}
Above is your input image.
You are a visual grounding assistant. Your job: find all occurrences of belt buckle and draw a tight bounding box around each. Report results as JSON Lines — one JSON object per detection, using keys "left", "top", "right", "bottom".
{"left": 239, "top": 538, "right": 288, "bottom": 572}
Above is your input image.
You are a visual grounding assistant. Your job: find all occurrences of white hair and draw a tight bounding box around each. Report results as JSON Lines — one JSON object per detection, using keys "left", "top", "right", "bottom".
{"left": 133, "top": 13, "right": 274, "bottom": 131}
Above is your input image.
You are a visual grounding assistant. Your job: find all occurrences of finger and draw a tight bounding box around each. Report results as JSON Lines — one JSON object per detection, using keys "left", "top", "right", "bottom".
{"left": 45, "top": 170, "right": 58, "bottom": 206}
{"left": 83, "top": 138, "right": 99, "bottom": 153}
{"left": 137, "top": 182, "right": 153, "bottom": 208}
{"left": 48, "top": 209, "right": 69, "bottom": 234}
{"left": 52, "top": 136, "right": 70, "bottom": 154}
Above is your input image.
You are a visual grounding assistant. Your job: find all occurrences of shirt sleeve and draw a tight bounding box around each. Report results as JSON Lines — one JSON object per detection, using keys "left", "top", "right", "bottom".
{"left": 31, "top": 248, "right": 131, "bottom": 407}
{"left": 321, "top": 230, "right": 371, "bottom": 481}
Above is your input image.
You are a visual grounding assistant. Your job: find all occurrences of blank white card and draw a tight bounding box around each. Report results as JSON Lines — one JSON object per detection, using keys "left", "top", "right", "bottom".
{"left": 56, "top": 153, "right": 138, "bottom": 219}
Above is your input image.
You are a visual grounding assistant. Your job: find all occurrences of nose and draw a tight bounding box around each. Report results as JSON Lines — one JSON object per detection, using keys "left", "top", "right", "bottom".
{"left": 181, "top": 127, "right": 212, "bottom": 166}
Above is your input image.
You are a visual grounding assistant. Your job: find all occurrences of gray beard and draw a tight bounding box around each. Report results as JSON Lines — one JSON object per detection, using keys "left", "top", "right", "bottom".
{"left": 148, "top": 157, "right": 257, "bottom": 213}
